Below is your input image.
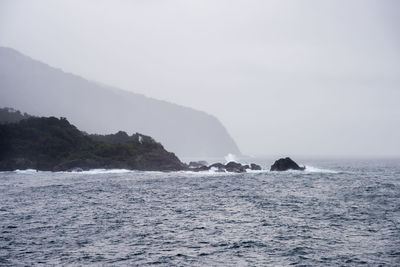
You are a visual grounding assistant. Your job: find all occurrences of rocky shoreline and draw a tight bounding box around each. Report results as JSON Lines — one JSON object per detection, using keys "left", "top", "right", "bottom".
{"left": 0, "top": 112, "right": 306, "bottom": 173}
{"left": 185, "top": 157, "right": 305, "bottom": 173}
{"left": 187, "top": 161, "right": 262, "bottom": 173}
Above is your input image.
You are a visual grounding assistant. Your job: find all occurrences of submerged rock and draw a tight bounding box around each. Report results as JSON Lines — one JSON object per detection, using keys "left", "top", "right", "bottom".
{"left": 270, "top": 157, "right": 305, "bottom": 171}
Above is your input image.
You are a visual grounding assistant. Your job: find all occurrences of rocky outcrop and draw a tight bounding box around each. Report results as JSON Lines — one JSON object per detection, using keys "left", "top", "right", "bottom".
{"left": 188, "top": 161, "right": 208, "bottom": 168}
{"left": 209, "top": 163, "right": 225, "bottom": 169}
{"left": 53, "top": 159, "right": 102, "bottom": 172}
{"left": 225, "top": 161, "right": 247, "bottom": 173}
{"left": 250, "top": 163, "right": 262, "bottom": 170}
{"left": 0, "top": 158, "right": 35, "bottom": 171}
{"left": 209, "top": 163, "right": 225, "bottom": 172}
{"left": 270, "top": 157, "right": 305, "bottom": 171}
{"left": 190, "top": 161, "right": 263, "bottom": 173}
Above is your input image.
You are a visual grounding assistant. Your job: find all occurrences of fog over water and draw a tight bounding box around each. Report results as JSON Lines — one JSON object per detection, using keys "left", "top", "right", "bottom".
{"left": 0, "top": 0, "right": 399, "bottom": 157}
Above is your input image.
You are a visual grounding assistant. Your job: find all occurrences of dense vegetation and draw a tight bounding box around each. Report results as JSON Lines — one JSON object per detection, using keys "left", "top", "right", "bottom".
{"left": 0, "top": 115, "right": 185, "bottom": 171}
{"left": 0, "top": 107, "right": 32, "bottom": 124}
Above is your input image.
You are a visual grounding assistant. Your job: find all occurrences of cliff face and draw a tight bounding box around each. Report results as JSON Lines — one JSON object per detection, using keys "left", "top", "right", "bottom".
{"left": 0, "top": 47, "right": 241, "bottom": 158}
{"left": 0, "top": 116, "right": 186, "bottom": 171}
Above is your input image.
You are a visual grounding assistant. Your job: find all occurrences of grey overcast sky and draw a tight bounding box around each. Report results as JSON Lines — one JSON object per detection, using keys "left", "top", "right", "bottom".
{"left": 1, "top": 0, "right": 399, "bottom": 157}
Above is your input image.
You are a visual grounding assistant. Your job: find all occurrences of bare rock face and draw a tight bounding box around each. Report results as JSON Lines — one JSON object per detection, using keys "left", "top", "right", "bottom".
{"left": 270, "top": 157, "right": 305, "bottom": 171}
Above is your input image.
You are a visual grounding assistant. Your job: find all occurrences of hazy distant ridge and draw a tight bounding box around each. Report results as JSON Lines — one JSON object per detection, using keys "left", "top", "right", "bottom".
{"left": 0, "top": 47, "right": 241, "bottom": 157}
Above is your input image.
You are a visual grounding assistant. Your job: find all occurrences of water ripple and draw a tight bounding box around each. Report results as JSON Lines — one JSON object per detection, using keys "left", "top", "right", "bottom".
{"left": 0, "top": 160, "right": 399, "bottom": 265}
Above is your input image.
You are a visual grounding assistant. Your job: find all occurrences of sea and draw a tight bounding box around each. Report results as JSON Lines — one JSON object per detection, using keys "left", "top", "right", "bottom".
{"left": 0, "top": 158, "right": 399, "bottom": 266}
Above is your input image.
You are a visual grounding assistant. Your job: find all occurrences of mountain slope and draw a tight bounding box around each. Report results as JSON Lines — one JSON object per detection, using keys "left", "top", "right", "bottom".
{"left": 0, "top": 47, "right": 241, "bottom": 158}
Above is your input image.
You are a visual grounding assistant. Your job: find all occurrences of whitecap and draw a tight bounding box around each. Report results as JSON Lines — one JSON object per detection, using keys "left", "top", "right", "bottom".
{"left": 65, "top": 169, "right": 134, "bottom": 174}
{"left": 303, "top": 166, "right": 338, "bottom": 173}
{"left": 268, "top": 166, "right": 338, "bottom": 174}
{"left": 13, "top": 169, "right": 39, "bottom": 174}
{"left": 246, "top": 169, "right": 269, "bottom": 174}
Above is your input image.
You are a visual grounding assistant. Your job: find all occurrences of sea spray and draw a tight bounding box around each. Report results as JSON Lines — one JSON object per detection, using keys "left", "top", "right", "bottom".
{"left": 224, "top": 153, "right": 239, "bottom": 163}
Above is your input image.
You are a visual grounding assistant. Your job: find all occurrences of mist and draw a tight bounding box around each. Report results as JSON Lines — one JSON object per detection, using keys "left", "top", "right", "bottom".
{"left": 1, "top": 0, "right": 399, "bottom": 158}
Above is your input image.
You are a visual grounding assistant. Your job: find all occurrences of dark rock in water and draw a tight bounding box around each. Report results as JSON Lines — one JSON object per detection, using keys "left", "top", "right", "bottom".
{"left": 225, "top": 161, "right": 246, "bottom": 173}
{"left": 208, "top": 162, "right": 226, "bottom": 172}
{"left": 270, "top": 157, "right": 305, "bottom": 171}
{"left": 190, "top": 165, "right": 211, "bottom": 172}
{"left": 225, "top": 161, "right": 242, "bottom": 169}
{"left": 187, "top": 161, "right": 261, "bottom": 173}
{"left": 0, "top": 158, "right": 35, "bottom": 171}
{"left": 250, "top": 163, "right": 262, "bottom": 170}
{"left": 68, "top": 167, "right": 84, "bottom": 172}
{"left": 53, "top": 159, "right": 101, "bottom": 172}
{"left": 209, "top": 163, "right": 225, "bottom": 169}
{"left": 188, "top": 161, "right": 208, "bottom": 168}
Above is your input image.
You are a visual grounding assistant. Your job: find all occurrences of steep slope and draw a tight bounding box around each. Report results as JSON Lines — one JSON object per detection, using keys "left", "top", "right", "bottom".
{"left": 0, "top": 47, "right": 241, "bottom": 158}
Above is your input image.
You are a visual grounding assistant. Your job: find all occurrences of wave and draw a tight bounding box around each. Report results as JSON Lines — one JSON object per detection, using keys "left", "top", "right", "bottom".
{"left": 304, "top": 166, "right": 338, "bottom": 173}
{"left": 182, "top": 167, "right": 269, "bottom": 176}
{"left": 181, "top": 168, "right": 239, "bottom": 176}
{"left": 6, "top": 168, "right": 137, "bottom": 175}
{"left": 13, "top": 169, "right": 41, "bottom": 174}
{"left": 4, "top": 166, "right": 338, "bottom": 175}
{"left": 182, "top": 166, "right": 338, "bottom": 175}
{"left": 66, "top": 169, "right": 134, "bottom": 175}
{"left": 275, "top": 166, "right": 338, "bottom": 174}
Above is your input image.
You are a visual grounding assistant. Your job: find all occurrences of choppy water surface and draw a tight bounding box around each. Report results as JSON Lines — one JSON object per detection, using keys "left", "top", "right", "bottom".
{"left": 1, "top": 159, "right": 399, "bottom": 266}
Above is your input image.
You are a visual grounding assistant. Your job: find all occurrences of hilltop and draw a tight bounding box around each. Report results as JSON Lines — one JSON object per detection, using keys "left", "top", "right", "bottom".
{"left": 0, "top": 115, "right": 185, "bottom": 171}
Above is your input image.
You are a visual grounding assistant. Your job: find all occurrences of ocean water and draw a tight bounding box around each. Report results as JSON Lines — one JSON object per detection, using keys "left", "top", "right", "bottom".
{"left": 0, "top": 159, "right": 399, "bottom": 266}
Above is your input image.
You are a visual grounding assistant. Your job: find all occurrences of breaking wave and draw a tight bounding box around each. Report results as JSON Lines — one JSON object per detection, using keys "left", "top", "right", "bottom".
{"left": 224, "top": 153, "right": 239, "bottom": 163}
{"left": 13, "top": 169, "right": 41, "bottom": 174}
{"left": 304, "top": 166, "right": 339, "bottom": 173}
{"left": 5, "top": 165, "right": 338, "bottom": 175}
